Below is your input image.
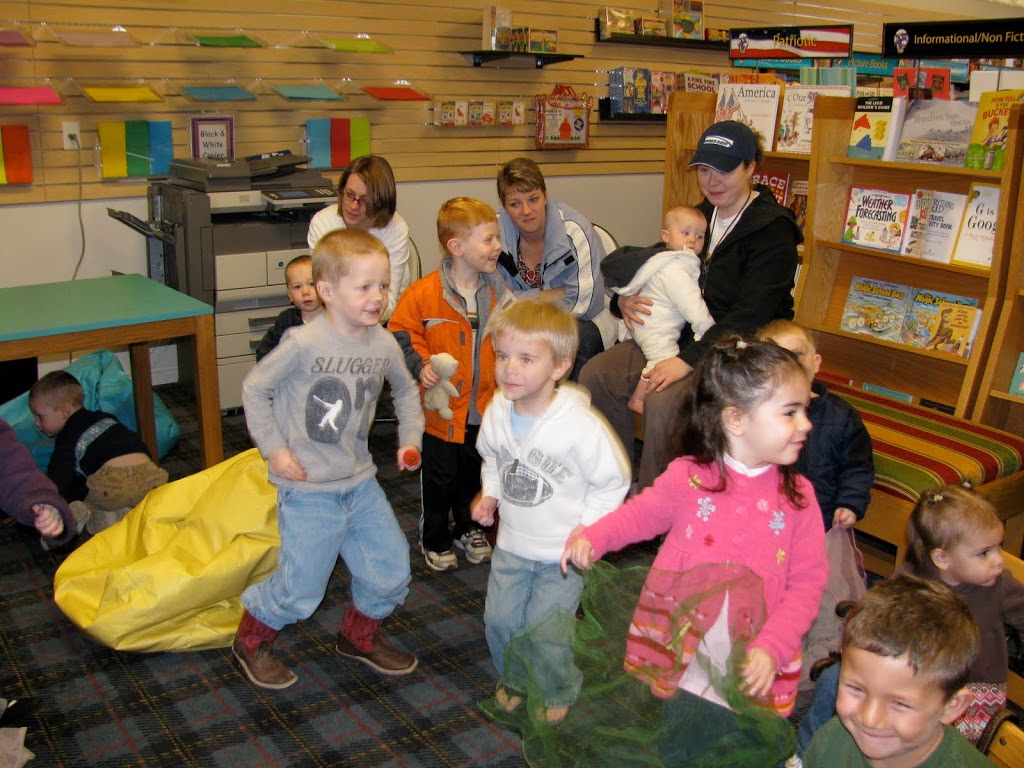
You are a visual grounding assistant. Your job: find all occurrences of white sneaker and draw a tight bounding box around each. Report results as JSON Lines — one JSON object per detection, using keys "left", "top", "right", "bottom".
{"left": 784, "top": 755, "right": 803, "bottom": 768}
{"left": 421, "top": 545, "right": 458, "bottom": 573}
{"left": 454, "top": 528, "right": 493, "bottom": 564}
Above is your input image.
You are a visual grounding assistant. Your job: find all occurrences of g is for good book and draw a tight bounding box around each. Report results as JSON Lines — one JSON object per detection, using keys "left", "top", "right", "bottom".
{"left": 964, "top": 89, "right": 1024, "bottom": 170}
{"left": 847, "top": 96, "right": 907, "bottom": 161}
{"left": 842, "top": 187, "right": 912, "bottom": 254}
{"left": 895, "top": 99, "right": 977, "bottom": 167}
{"left": 952, "top": 183, "right": 1000, "bottom": 269}
{"left": 840, "top": 276, "right": 914, "bottom": 343}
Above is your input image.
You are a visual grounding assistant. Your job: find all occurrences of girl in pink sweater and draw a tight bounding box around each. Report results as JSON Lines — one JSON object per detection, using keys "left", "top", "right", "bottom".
{"left": 562, "top": 335, "right": 828, "bottom": 762}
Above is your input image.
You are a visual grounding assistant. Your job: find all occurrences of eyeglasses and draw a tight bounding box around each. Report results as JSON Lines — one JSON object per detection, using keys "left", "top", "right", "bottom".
{"left": 342, "top": 189, "right": 369, "bottom": 207}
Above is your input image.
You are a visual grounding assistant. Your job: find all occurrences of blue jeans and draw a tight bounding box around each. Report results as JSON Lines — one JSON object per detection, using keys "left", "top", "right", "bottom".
{"left": 242, "top": 478, "right": 411, "bottom": 629}
{"left": 797, "top": 661, "right": 840, "bottom": 757}
{"left": 484, "top": 546, "right": 584, "bottom": 708}
{"left": 571, "top": 317, "right": 604, "bottom": 382}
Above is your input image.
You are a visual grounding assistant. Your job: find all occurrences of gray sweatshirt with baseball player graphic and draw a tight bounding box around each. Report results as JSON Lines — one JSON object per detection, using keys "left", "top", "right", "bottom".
{"left": 242, "top": 314, "right": 424, "bottom": 491}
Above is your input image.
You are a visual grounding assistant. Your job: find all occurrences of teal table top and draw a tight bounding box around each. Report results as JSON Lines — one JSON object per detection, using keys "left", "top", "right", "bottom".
{"left": 0, "top": 274, "right": 211, "bottom": 343}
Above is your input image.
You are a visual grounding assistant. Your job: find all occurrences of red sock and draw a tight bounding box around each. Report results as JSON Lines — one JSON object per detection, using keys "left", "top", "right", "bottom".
{"left": 236, "top": 609, "right": 279, "bottom": 655}
{"left": 340, "top": 604, "right": 382, "bottom": 651}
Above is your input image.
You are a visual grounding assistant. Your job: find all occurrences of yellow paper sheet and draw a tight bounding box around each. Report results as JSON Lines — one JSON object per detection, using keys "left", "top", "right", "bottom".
{"left": 82, "top": 86, "right": 161, "bottom": 103}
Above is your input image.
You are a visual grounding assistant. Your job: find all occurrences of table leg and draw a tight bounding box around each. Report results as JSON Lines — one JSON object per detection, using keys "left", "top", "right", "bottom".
{"left": 193, "top": 314, "right": 224, "bottom": 467}
{"left": 129, "top": 341, "right": 158, "bottom": 459}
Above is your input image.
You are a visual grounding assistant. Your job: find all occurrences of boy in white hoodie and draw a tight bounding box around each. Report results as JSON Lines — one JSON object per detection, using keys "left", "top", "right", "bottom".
{"left": 472, "top": 299, "right": 630, "bottom": 723}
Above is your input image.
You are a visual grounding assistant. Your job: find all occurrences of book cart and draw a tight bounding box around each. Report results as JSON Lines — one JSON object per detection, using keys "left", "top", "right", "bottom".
{"left": 972, "top": 133, "right": 1024, "bottom": 435}
{"left": 663, "top": 92, "right": 1024, "bottom": 573}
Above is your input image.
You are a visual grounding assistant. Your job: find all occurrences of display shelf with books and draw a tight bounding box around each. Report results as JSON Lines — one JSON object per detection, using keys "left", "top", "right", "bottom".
{"left": 592, "top": 19, "right": 728, "bottom": 51}
{"left": 795, "top": 96, "right": 1022, "bottom": 418}
{"left": 972, "top": 117, "right": 1024, "bottom": 434}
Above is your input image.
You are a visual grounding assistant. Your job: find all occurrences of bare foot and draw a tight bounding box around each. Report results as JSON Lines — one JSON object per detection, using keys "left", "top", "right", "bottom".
{"left": 496, "top": 687, "right": 523, "bottom": 712}
{"left": 628, "top": 379, "right": 648, "bottom": 415}
{"left": 627, "top": 396, "right": 645, "bottom": 415}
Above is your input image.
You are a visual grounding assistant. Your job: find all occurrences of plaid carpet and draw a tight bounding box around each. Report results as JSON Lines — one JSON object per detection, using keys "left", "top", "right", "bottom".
{"left": 1, "top": 384, "right": 657, "bottom": 767}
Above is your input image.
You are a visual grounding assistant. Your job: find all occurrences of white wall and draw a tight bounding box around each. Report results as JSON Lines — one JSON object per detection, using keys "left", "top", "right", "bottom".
{"left": 1, "top": 173, "right": 664, "bottom": 382}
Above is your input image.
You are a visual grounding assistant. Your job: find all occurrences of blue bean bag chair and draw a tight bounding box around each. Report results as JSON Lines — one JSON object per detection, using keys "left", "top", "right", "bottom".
{"left": 0, "top": 350, "right": 180, "bottom": 469}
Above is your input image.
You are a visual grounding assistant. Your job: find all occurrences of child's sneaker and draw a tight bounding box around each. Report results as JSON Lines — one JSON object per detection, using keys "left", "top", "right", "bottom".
{"left": 454, "top": 528, "right": 493, "bottom": 564}
{"left": 421, "top": 544, "right": 458, "bottom": 572}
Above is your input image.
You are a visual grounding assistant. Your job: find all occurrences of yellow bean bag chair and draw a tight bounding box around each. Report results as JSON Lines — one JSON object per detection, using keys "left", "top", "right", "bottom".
{"left": 54, "top": 449, "right": 279, "bottom": 652}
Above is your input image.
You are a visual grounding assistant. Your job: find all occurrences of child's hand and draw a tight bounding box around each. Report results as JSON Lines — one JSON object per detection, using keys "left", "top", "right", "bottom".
{"left": 33, "top": 504, "right": 64, "bottom": 538}
{"left": 740, "top": 647, "right": 778, "bottom": 699}
{"left": 269, "top": 448, "right": 307, "bottom": 481}
{"left": 471, "top": 493, "right": 498, "bottom": 527}
{"left": 420, "top": 363, "right": 440, "bottom": 389}
{"left": 398, "top": 445, "right": 421, "bottom": 471}
{"left": 833, "top": 508, "right": 857, "bottom": 528}
{"left": 561, "top": 529, "right": 596, "bottom": 574}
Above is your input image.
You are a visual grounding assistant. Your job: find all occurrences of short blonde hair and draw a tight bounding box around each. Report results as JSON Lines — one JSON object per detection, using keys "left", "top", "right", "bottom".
{"left": 437, "top": 197, "right": 498, "bottom": 254}
{"left": 759, "top": 319, "right": 817, "bottom": 348}
{"left": 313, "top": 229, "right": 388, "bottom": 285}
{"left": 486, "top": 300, "right": 578, "bottom": 365}
{"left": 663, "top": 205, "right": 706, "bottom": 230}
{"left": 29, "top": 370, "right": 84, "bottom": 408}
{"left": 284, "top": 254, "right": 312, "bottom": 282}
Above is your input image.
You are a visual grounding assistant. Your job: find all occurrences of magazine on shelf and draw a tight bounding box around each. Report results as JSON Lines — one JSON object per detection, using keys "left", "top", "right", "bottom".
{"left": 847, "top": 96, "right": 907, "bottom": 161}
{"left": 894, "top": 99, "right": 977, "bottom": 167}
{"left": 951, "top": 183, "right": 999, "bottom": 269}
{"left": 839, "top": 276, "right": 914, "bottom": 343}
{"left": 776, "top": 84, "right": 851, "bottom": 154}
{"left": 899, "top": 289, "right": 980, "bottom": 359}
{"left": 842, "top": 187, "right": 912, "bottom": 254}
{"left": 715, "top": 82, "right": 782, "bottom": 150}
{"left": 964, "top": 89, "right": 1024, "bottom": 170}
{"left": 900, "top": 190, "right": 967, "bottom": 264}
{"left": 1009, "top": 352, "right": 1024, "bottom": 396}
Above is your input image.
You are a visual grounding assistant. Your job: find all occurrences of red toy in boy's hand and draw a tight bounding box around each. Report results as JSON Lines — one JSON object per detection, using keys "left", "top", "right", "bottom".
{"left": 402, "top": 448, "right": 421, "bottom": 471}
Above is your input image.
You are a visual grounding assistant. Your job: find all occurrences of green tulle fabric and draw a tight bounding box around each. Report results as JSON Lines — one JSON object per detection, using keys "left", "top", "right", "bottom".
{"left": 480, "top": 561, "right": 796, "bottom": 767}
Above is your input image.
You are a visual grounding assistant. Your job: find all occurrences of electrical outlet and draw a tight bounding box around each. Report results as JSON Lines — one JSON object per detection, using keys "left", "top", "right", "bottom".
{"left": 62, "top": 122, "right": 80, "bottom": 151}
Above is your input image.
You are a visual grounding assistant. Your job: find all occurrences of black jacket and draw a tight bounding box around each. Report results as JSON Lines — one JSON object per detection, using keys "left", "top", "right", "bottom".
{"left": 796, "top": 380, "right": 875, "bottom": 530}
{"left": 255, "top": 307, "right": 304, "bottom": 362}
{"left": 605, "top": 184, "right": 802, "bottom": 367}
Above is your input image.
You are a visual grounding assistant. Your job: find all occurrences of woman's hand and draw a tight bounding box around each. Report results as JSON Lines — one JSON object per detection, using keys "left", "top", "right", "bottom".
{"left": 833, "top": 508, "right": 857, "bottom": 528}
{"left": 269, "top": 448, "right": 307, "bottom": 481}
{"left": 645, "top": 358, "right": 693, "bottom": 393}
{"left": 740, "top": 647, "right": 778, "bottom": 699}
{"left": 619, "top": 294, "right": 653, "bottom": 333}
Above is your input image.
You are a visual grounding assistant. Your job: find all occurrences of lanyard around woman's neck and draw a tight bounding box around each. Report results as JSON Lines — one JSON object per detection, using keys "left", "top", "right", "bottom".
{"left": 708, "top": 190, "right": 756, "bottom": 259}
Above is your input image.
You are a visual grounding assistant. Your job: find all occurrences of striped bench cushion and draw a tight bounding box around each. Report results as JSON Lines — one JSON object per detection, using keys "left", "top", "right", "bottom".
{"left": 826, "top": 381, "right": 1024, "bottom": 503}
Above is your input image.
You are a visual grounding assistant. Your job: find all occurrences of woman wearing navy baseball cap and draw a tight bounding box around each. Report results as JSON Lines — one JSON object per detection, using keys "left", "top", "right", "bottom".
{"left": 581, "top": 120, "right": 802, "bottom": 489}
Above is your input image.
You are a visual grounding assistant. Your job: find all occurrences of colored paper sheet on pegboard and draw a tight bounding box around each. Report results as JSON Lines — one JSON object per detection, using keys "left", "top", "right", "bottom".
{"left": 0, "top": 125, "right": 33, "bottom": 184}
{"left": 306, "top": 118, "right": 370, "bottom": 168}
{"left": 98, "top": 120, "right": 173, "bottom": 178}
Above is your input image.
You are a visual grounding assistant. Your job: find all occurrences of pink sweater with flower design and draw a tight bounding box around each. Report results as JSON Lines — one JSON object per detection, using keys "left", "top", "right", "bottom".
{"left": 583, "top": 456, "right": 828, "bottom": 713}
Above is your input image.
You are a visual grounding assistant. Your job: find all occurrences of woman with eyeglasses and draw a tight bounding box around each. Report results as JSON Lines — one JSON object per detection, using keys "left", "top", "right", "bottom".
{"left": 495, "top": 157, "right": 607, "bottom": 381}
{"left": 307, "top": 155, "right": 411, "bottom": 322}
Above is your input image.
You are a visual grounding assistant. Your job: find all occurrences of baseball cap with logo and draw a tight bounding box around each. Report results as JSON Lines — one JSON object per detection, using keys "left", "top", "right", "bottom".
{"left": 687, "top": 121, "right": 759, "bottom": 173}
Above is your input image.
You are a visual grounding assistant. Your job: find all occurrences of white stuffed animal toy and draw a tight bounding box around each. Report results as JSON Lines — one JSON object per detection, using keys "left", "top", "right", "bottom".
{"left": 423, "top": 352, "right": 460, "bottom": 421}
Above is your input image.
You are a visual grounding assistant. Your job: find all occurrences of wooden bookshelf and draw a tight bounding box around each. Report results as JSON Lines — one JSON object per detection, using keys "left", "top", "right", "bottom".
{"left": 972, "top": 105, "right": 1024, "bottom": 432}
{"left": 796, "top": 97, "right": 1023, "bottom": 418}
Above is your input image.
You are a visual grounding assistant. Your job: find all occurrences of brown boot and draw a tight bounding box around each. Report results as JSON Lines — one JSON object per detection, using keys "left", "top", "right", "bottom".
{"left": 336, "top": 604, "right": 418, "bottom": 676}
{"left": 232, "top": 610, "right": 297, "bottom": 689}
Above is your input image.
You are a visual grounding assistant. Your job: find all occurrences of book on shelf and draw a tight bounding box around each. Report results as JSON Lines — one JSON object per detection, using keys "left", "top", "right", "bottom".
{"left": 900, "top": 190, "right": 967, "bottom": 264}
{"left": 681, "top": 71, "right": 718, "bottom": 94}
{"left": 1009, "top": 352, "right": 1024, "bottom": 396}
{"left": 842, "top": 187, "right": 912, "bottom": 254}
{"left": 840, "top": 276, "right": 914, "bottom": 343}
{"left": 752, "top": 171, "right": 789, "bottom": 205}
{"left": 893, "top": 67, "right": 952, "bottom": 100}
{"left": 861, "top": 381, "right": 915, "bottom": 403}
{"left": 649, "top": 71, "right": 677, "bottom": 115}
{"left": 482, "top": 5, "right": 512, "bottom": 50}
{"left": 847, "top": 96, "right": 907, "bottom": 161}
{"left": 898, "top": 288, "right": 980, "bottom": 359}
{"left": 964, "top": 89, "right": 1024, "bottom": 170}
{"left": 894, "top": 99, "right": 977, "bottom": 167}
{"left": 715, "top": 81, "right": 782, "bottom": 150}
{"left": 951, "top": 183, "right": 1000, "bottom": 269}
{"left": 775, "top": 84, "right": 851, "bottom": 154}
{"left": 597, "top": 7, "right": 634, "bottom": 39}
{"left": 787, "top": 179, "right": 808, "bottom": 235}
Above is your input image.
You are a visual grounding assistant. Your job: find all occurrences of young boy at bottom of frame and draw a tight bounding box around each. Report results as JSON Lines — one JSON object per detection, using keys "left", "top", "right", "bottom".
{"left": 472, "top": 299, "right": 631, "bottom": 723}
{"left": 802, "top": 574, "right": 992, "bottom": 768}
{"left": 254, "top": 254, "right": 323, "bottom": 362}
{"left": 234, "top": 227, "right": 425, "bottom": 690}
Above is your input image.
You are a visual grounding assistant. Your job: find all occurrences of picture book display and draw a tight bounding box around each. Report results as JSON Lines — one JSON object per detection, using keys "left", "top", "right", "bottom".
{"left": 842, "top": 187, "right": 912, "bottom": 254}
{"left": 776, "top": 84, "right": 851, "bottom": 154}
{"left": 900, "top": 190, "right": 967, "bottom": 264}
{"left": 964, "top": 89, "right": 1024, "bottom": 170}
{"left": 847, "top": 96, "right": 906, "bottom": 161}
{"left": 895, "top": 99, "right": 977, "bottom": 166}
{"left": 1010, "top": 352, "right": 1024, "bottom": 396}
{"left": 840, "top": 277, "right": 913, "bottom": 343}
{"left": 952, "top": 183, "right": 999, "bottom": 269}
{"left": 899, "top": 289, "right": 980, "bottom": 359}
{"left": 752, "top": 171, "right": 789, "bottom": 205}
{"left": 893, "top": 66, "right": 951, "bottom": 100}
{"left": 715, "top": 82, "right": 782, "bottom": 150}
